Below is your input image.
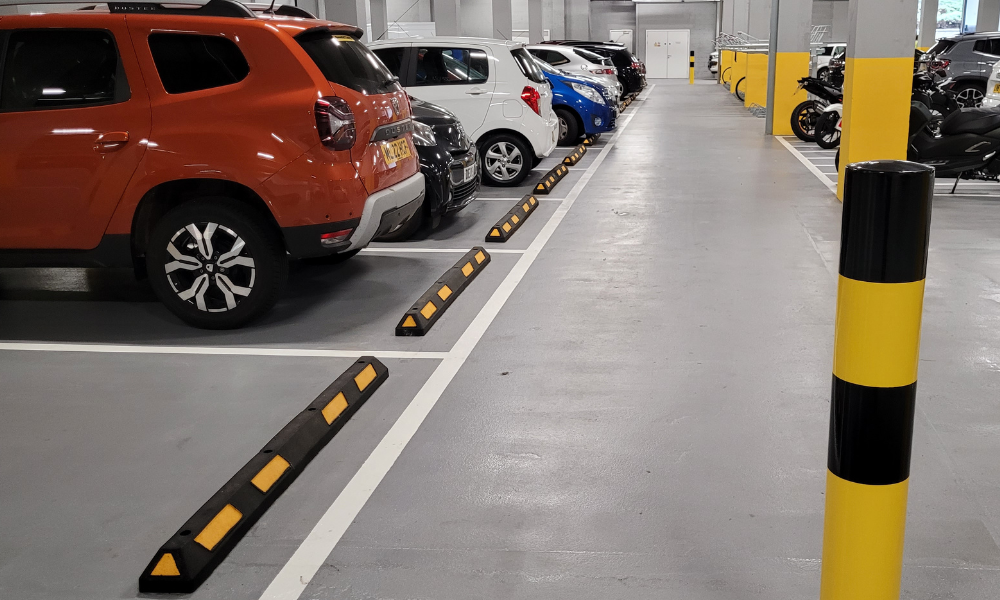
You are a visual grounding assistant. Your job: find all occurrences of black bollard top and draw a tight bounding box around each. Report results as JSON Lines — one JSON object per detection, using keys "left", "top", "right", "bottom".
{"left": 840, "top": 160, "right": 934, "bottom": 284}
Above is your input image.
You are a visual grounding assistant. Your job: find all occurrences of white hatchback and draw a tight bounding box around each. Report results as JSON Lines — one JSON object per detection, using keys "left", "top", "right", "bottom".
{"left": 370, "top": 38, "right": 559, "bottom": 186}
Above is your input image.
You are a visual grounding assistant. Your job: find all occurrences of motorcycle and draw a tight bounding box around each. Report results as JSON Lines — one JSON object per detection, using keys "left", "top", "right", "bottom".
{"left": 835, "top": 102, "right": 1000, "bottom": 190}
{"left": 911, "top": 71, "right": 960, "bottom": 124}
{"left": 790, "top": 76, "right": 843, "bottom": 142}
{"left": 814, "top": 103, "right": 842, "bottom": 149}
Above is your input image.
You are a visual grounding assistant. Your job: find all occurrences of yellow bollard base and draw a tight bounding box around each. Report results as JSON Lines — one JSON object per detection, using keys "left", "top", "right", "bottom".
{"left": 820, "top": 470, "right": 909, "bottom": 600}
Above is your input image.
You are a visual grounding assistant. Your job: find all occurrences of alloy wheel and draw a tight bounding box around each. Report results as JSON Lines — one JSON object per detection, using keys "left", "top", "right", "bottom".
{"left": 957, "top": 87, "right": 984, "bottom": 108}
{"left": 558, "top": 117, "right": 569, "bottom": 143}
{"left": 484, "top": 141, "right": 524, "bottom": 182}
{"left": 164, "top": 222, "right": 256, "bottom": 312}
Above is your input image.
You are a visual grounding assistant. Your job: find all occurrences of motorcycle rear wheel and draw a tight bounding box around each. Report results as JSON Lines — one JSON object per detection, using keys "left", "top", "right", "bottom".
{"left": 790, "top": 100, "right": 821, "bottom": 142}
{"left": 814, "top": 111, "right": 841, "bottom": 149}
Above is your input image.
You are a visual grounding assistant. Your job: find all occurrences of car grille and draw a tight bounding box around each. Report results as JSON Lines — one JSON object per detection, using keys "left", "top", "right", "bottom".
{"left": 453, "top": 178, "right": 478, "bottom": 204}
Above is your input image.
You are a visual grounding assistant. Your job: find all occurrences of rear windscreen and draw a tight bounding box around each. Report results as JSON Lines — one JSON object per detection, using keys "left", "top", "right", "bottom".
{"left": 296, "top": 31, "right": 401, "bottom": 95}
{"left": 573, "top": 47, "right": 604, "bottom": 64}
{"left": 511, "top": 48, "right": 547, "bottom": 84}
{"left": 927, "top": 39, "right": 956, "bottom": 56}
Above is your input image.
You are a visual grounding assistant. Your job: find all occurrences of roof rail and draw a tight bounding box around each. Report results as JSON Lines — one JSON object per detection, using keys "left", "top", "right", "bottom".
{"left": 1, "top": 0, "right": 255, "bottom": 18}
{"left": 108, "top": 0, "right": 254, "bottom": 17}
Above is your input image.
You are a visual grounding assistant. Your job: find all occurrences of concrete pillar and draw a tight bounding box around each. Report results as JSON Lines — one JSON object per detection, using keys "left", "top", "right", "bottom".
{"left": 765, "top": 0, "right": 813, "bottom": 134}
{"left": 564, "top": 0, "right": 590, "bottom": 40}
{"left": 493, "top": 0, "right": 513, "bottom": 39}
{"left": 978, "top": 0, "right": 1000, "bottom": 32}
{"left": 834, "top": 0, "right": 920, "bottom": 200}
{"left": 528, "top": 0, "right": 543, "bottom": 42}
{"left": 323, "top": 0, "right": 369, "bottom": 39}
{"left": 919, "top": 0, "right": 939, "bottom": 49}
{"left": 433, "top": 0, "right": 460, "bottom": 35}
{"left": 370, "top": 0, "right": 389, "bottom": 41}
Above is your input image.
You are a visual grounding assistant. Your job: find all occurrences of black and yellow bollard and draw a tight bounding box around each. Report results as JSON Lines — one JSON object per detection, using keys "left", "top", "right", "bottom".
{"left": 820, "top": 161, "right": 933, "bottom": 599}
{"left": 689, "top": 50, "right": 695, "bottom": 84}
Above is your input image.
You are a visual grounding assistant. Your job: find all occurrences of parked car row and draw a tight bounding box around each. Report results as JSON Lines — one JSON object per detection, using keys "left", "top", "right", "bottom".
{"left": 0, "top": 0, "right": 642, "bottom": 329}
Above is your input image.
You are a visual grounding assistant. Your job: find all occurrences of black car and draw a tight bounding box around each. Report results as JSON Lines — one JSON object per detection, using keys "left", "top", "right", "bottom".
{"left": 377, "top": 96, "right": 480, "bottom": 241}
{"left": 543, "top": 41, "right": 646, "bottom": 98}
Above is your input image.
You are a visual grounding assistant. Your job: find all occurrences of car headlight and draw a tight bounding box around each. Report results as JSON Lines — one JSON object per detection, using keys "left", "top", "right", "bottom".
{"left": 570, "top": 82, "right": 605, "bottom": 105}
{"left": 412, "top": 120, "right": 437, "bottom": 147}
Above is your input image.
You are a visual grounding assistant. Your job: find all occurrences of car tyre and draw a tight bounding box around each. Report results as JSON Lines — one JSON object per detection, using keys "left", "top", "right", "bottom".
{"left": 479, "top": 133, "right": 532, "bottom": 187}
{"left": 791, "top": 100, "right": 821, "bottom": 142}
{"left": 954, "top": 82, "right": 986, "bottom": 108}
{"left": 817, "top": 67, "right": 829, "bottom": 82}
{"left": 146, "top": 198, "right": 287, "bottom": 329}
{"left": 556, "top": 107, "right": 581, "bottom": 146}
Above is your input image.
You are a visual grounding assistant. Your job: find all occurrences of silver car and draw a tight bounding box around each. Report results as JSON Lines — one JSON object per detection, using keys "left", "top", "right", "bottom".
{"left": 922, "top": 33, "right": 1000, "bottom": 107}
{"left": 527, "top": 45, "right": 623, "bottom": 102}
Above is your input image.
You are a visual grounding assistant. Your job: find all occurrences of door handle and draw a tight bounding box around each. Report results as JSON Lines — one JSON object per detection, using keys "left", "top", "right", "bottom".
{"left": 465, "top": 88, "right": 487, "bottom": 95}
{"left": 95, "top": 131, "right": 129, "bottom": 151}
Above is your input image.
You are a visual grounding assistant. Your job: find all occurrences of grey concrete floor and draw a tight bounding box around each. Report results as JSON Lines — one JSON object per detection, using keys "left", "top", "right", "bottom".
{"left": 2, "top": 80, "right": 1000, "bottom": 599}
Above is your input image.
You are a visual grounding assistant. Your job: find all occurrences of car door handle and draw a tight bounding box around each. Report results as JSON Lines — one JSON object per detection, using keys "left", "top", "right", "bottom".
{"left": 95, "top": 131, "right": 129, "bottom": 151}
{"left": 466, "top": 88, "right": 487, "bottom": 95}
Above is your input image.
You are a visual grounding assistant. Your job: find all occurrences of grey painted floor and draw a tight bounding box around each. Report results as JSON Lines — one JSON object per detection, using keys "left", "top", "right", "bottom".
{"left": 2, "top": 80, "right": 1000, "bottom": 599}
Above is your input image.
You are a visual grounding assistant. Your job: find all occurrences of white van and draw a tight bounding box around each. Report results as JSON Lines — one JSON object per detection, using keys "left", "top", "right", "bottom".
{"left": 370, "top": 38, "right": 559, "bottom": 186}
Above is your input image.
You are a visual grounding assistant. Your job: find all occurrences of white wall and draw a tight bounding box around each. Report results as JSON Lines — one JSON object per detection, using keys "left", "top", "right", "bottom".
{"left": 388, "top": 0, "right": 432, "bottom": 21}
{"left": 636, "top": 1, "right": 718, "bottom": 79}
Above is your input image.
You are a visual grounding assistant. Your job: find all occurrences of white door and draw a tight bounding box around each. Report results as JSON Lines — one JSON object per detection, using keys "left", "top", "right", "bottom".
{"left": 610, "top": 29, "right": 634, "bottom": 53}
{"left": 407, "top": 44, "right": 496, "bottom": 134}
{"left": 645, "top": 29, "right": 690, "bottom": 78}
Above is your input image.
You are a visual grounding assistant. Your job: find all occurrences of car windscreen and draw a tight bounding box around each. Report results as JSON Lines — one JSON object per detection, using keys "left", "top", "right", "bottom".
{"left": 511, "top": 48, "right": 547, "bottom": 84}
{"left": 295, "top": 31, "right": 401, "bottom": 95}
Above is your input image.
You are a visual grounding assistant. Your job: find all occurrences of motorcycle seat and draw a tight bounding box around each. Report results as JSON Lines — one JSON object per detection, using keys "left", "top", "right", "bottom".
{"left": 940, "top": 108, "right": 1000, "bottom": 136}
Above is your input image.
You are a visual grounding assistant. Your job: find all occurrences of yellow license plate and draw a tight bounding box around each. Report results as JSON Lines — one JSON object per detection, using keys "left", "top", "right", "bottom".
{"left": 993, "top": 82, "right": 1000, "bottom": 93}
{"left": 381, "top": 138, "right": 411, "bottom": 165}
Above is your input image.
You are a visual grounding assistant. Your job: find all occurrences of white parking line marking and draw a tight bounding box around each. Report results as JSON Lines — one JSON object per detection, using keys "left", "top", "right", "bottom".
{"left": 257, "top": 84, "right": 657, "bottom": 600}
{"left": 776, "top": 135, "right": 837, "bottom": 193}
{"left": 0, "top": 343, "right": 448, "bottom": 360}
{"left": 361, "top": 248, "right": 526, "bottom": 254}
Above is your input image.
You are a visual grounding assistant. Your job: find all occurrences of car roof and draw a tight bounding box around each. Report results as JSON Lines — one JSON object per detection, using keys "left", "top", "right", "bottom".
{"left": 369, "top": 36, "right": 524, "bottom": 48}
{"left": 946, "top": 32, "right": 1000, "bottom": 41}
{"left": 0, "top": 0, "right": 359, "bottom": 36}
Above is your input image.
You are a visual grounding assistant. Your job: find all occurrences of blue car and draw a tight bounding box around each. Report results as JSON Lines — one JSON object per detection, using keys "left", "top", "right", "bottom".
{"left": 535, "top": 59, "right": 617, "bottom": 146}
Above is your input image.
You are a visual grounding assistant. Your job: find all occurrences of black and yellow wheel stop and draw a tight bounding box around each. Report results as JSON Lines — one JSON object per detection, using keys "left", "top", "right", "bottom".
{"left": 562, "top": 143, "right": 587, "bottom": 166}
{"left": 396, "top": 247, "right": 490, "bottom": 336}
{"left": 583, "top": 135, "right": 597, "bottom": 146}
{"left": 533, "top": 164, "right": 569, "bottom": 195}
{"left": 487, "top": 194, "right": 538, "bottom": 242}
{"left": 138, "top": 358, "right": 389, "bottom": 594}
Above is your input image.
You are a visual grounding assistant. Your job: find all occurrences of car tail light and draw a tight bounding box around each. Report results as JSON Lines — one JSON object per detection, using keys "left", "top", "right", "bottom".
{"left": 314, "top": 96, "right": 356, "bottom": 151}
{"left": 591, "top": 67, "right": 615, "bottom": 75}
{"left": 521, "top": 85, "right": 541, "bottom": 115}
{"left": 319, "top": 228, "right": 353, "bottom": 247}
{"left": 930, "top": 58, "right": 950, "bottom": 70}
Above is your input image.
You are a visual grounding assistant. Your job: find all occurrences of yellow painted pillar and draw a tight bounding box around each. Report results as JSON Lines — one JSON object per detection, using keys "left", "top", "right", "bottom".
{"left": 836, "top": 0, "right": 919, "bottom": 200}
{"left": 689, "top": 50, "right": 695, "bottom": 84}
{"left": 764, "top": 0, "right": 812, "bottom": 135}
{"left": 744, "top": 53, "right": 768, "bottom": 107}
{"left": 720, "top": 50, "right": 735, "bottom": 86}
{"left": 732, "top": 52, "right": 748, "bottom": 98}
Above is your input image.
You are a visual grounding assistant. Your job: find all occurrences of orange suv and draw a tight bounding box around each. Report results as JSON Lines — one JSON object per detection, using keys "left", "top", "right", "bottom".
{"left": 0, "top": 0, "right": 424, "bottom": 328}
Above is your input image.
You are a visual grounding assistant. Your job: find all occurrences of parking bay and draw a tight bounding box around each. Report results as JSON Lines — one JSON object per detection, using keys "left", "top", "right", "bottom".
{"left": 0, "top": 131, "right": 615, "bottom": 599}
